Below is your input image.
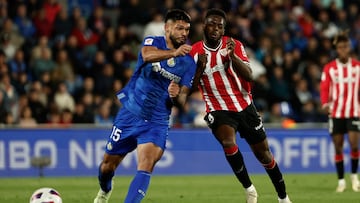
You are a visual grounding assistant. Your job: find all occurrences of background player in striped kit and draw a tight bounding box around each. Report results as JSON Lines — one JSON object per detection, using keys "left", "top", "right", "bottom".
{"left": 189, "top": 8, "right": 291, "bottom": 203}
{"left": 93, "top": 9, "right": 196, "bottom": 203}
{"left": 320, "top": 31, "right": 360, "bottom": 192}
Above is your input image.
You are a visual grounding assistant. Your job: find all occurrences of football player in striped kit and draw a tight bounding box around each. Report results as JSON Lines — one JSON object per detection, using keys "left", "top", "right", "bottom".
{"left": 320, "top": 31, "right": 360, "bottom": 192}
{"left": 189, "top": 8, "right": 292, "bottom": 203}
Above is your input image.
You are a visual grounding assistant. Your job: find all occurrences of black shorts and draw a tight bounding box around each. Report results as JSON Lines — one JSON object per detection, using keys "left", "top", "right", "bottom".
{"left": 329, "top": 117, "right": 360, "bottom": 135}
{"left": 204, "top": 103, "right": 266, "bottom": 145}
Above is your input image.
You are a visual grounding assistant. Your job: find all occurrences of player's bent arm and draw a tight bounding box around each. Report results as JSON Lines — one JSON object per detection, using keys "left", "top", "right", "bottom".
{"left": 230, "top": 54, "right": 253, "bottom": 82}
{"left": 170, "top": 86, "right": 191, "bottom": 110}
{"left": 190, "top": 53, "right": 207, "bottom": 94}
{"left": 142, "top": 46, "right": 177, "bottom": 63}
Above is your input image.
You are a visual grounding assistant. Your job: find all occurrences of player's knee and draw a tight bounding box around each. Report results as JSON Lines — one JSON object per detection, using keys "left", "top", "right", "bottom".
{"left": 219, "top": 139, "right": 236, "bottom": 148}
{"left": 255, "top": 150, "right": 272, "bottom": 164}
{"left": 100, "top": 160, "right": 117, "bottom": 173}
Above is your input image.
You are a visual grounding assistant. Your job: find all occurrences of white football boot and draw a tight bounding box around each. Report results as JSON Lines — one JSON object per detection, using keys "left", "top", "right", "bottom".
{"left": 245, "top": 184, "right": 258, "bottom": 203}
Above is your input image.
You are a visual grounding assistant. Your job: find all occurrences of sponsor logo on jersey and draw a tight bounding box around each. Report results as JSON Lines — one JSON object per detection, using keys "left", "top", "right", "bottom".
{"left": 151, "top": 62, "right": 181, "bottom": 83}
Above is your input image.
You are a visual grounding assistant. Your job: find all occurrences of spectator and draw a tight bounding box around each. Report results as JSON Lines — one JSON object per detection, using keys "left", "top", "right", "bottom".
{"left": 8, "top": 49, "right": 28, "bottom": 81}
{"left": 0, "top": 33, "right": 16, "bottom": 61}
{"left": 13, "top": 3, "right": 36, "bottom": 40}
{"left": 73, "top": 102, "right": 94, "bottom": 123}
{"left": 51, "top": 49, "right": 76, "bottom": 94}
{"left": 143, "top": 10, "right": 165, "bottom": 38}
{"left": 71, "top": 17, "right": 99, "bottom": 57}
{"left": 0, "top": 18, "right": 24, "bottom": 49}
{"left": 53, "top": 8, "right": 73, "bottom": 38}
{"left": 94, "top": 63, "right": 115, "bottom": 96}
{"left": 42, "top": 0, "right": 62, "bottom": 25}
{"left": 18, "top": 106, "right": 37, "bottom": 127}
{"left": 31, "top": 47, "right": 56, "bottom": 79}
{"left": 53, "top": 82, "right": 75, "bottom": 112}
{"left": 33, "top": 7, "right": 54, "bottom": 38}
{"left": 87, "top": 6, "right": 111, "bottom": 35}
{"left": 28, "top": 86, "right": 47, "bottom": 123}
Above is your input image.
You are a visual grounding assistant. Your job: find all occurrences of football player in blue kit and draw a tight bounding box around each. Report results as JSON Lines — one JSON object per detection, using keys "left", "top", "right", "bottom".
{"left": 94, "top": 9, "right": 196, "bottom": 203}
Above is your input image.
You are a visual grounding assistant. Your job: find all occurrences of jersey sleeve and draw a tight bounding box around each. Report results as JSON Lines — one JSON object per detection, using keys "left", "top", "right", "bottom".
{"left": 320, "top": 64, "right": 331, "bottom": 106}
{"left": 234, "top": 40, "right": 250, "bottom": 66}
{"left": 179, "top": 55, "right": 197, "bottom": 88}
{"left": 142, "top": 36, "right": 161, "bottom": 47}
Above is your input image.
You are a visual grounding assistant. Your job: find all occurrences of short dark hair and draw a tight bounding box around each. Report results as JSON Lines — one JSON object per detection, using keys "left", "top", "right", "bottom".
{"left": 205, "top": 8, "right": 226, "bottom": 21}
{"left": 165, "top": 9, "right": 191, "bottom": 23}
{"left": 333, "top": 30, "right": 350, "bottom": 46}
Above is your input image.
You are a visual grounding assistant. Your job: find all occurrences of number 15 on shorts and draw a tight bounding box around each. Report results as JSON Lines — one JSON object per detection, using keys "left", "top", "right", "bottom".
{"left": 110, "top": 126, "right": 122, "bottom": 142}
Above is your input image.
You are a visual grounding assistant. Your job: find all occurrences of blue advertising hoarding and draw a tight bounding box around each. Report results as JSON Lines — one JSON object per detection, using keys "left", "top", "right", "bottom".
{"left": 0, "top": 128, "right": 349, "bottom": 177}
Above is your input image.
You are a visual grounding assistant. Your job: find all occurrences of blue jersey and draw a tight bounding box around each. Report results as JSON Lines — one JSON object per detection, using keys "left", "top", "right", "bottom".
{"left": 117, "top": 36, "right": 196, "bottom": 124}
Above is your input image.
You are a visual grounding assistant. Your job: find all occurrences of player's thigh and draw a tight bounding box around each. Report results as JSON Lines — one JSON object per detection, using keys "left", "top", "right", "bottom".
{"left": 105, "top": 108, "right": 143, "bottom": 155}
{"left": 329, "top": 118, "right": 347, "bottom": 135}
{"left": 347, "top": 118, "right": 360, "bottom": 149}
{"left": 204, "top": 111, "right": 238, "bottom": 143}
{"left": 237, "top": 104, "right": 266, "bottom": 145}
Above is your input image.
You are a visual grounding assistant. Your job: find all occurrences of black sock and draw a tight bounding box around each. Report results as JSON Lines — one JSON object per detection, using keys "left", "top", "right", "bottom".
{"left": 98, "top": 164, "right": 114, "bottom": 193}
{"left": 265, "top": 163, "right": 286, "bottom": 199}
{"left": 225, "top": 149, "right": 252, "bottom": 188}
{"left": 336, "top": 161, "right": 344, "bottom": 179}
{"left": 351, "top": 158, "right": 358, "bottom": 174}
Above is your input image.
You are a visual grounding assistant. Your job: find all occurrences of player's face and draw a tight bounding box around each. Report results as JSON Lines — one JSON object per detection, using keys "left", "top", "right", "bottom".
{"left": 166, "top": 20, "right": 190, "bottom": 48}
{"left": 204, "top": 15, "right": 225, "bottom": 44}
{"left": 336, "top": 40, "right": 351, "bottom": 60}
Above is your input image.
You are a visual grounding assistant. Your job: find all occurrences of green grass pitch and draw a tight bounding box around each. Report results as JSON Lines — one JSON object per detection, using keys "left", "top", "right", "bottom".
{"left": 0, "top": 173, "right": 359, "bottom": 203}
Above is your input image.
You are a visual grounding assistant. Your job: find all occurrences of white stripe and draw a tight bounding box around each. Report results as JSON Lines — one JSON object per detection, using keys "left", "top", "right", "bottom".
{"left": 354, "top": 64, "right": 360, "bottom": 117}
{"left": 344, "top": 64, "right": 352, "bottom": 117}
{"left": 205, "top": 49, "right": 225, "bottom": 110}
{"left": 329, "top": 68, "right": 336, "bottom": 115}
{"left": 335, "top": 60, "right": 344, "bottom": 118}
{"left": 215, "top": 51, "right": 242, "bottom": 111}
{"left": 201, "top": 49, "right": 224, "bottom": 111}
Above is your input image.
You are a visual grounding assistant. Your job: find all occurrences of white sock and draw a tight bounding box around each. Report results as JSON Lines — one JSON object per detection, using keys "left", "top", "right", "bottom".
{"left": 338, "top": 178, "right": 346, "bottom": 185}
{"left": 246, "top": 184, "right": 256, "bottom": 192}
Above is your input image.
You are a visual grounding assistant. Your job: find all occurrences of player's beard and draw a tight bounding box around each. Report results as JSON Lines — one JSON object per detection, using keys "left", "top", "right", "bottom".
{"left": 170, "top": 35, "right": 185, "bottom": 49}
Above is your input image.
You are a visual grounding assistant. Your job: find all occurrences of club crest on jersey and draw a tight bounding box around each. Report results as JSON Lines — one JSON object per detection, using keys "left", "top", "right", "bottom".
{"left": 167, "top": 57, "right": 176, "bottom": 67}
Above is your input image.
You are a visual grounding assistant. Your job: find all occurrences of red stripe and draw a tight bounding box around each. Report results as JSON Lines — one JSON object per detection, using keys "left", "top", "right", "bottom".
{"left": 213, "top": 71, "right": 237, "bottom": 110}
{"left": 351, "top": 150, "right": 360, "bottom": 159}
{"left": 224, "top": 145, "right": 238, "bottom": 155}
{"left": 263, "top": 156, "right": 276, "bottom": 169}
{"left": 202, "top": 75, "right": 221, "bottom": 111}
{"left": 335, "top": 154, "right": 344, "bottom": 162}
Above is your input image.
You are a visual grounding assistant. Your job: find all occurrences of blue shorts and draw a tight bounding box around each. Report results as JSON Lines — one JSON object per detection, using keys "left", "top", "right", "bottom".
{"left": 105, "top": 107, "right": 169, "bottom": 155}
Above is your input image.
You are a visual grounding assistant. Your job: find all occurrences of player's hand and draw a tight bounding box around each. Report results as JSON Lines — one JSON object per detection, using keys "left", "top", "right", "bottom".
{"left": 168, "top": 80, "right": 180, "bottom": 98}
{"left": 226, "top": 37, "right": 235, "bottom": 57}
{"left": 197, "top": 53, "right": 207, "bottom": 72}
{"left": 174, "top": 44, "right": 192, "bottom": 56}
{"left": 321, "top": 103, "right": 330, "bottom": 114}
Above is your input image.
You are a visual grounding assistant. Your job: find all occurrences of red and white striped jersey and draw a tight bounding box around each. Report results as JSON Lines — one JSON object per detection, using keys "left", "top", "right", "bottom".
{"left": 190, "top": 36, "right": 252, "bottom": 113}
{"left": 320, "top": 58, "right": 360, "bottom": 118}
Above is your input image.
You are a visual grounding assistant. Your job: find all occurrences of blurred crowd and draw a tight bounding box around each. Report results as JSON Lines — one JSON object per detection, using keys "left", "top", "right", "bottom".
{"left": 0, "top": 0, "right": 359, "bottom": 128}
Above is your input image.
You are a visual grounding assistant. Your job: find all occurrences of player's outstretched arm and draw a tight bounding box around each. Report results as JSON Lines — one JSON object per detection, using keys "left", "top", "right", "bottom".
{"left": 142, "top": 44, "right": 192, "bottom": 63}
